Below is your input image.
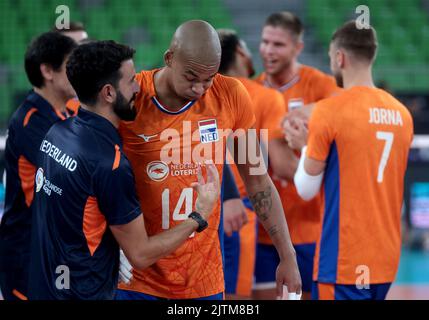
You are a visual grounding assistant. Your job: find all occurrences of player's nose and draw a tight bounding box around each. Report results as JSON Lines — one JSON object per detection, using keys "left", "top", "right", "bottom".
{"left": 191, "top": 83, "right": 204, "bottom": 95}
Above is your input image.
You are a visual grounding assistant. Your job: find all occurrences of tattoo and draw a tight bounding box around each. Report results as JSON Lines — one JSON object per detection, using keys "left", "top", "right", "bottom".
{"left": 249, "top": 186, "right": 272, "bottom": 222}
{"left": 267, "top": 225, "right": 279, "bottom": 237}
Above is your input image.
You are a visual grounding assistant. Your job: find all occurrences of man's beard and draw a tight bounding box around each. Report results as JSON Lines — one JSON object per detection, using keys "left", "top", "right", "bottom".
{"left": 113, "top": 91, "right": 137, "bottom": 121}
{"left": 334, "top": 71, "right": 344, "bottom": 88}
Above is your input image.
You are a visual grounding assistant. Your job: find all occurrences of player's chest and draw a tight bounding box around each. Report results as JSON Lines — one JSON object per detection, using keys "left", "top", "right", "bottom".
{"left": 281, "top": 83, "right": 315, "bottom": 111}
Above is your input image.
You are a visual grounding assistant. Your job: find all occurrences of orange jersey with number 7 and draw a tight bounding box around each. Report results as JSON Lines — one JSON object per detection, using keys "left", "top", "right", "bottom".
{"left": 307, "top": 86, "right": 413, "bottom": 284}
{"left": 118, "top": 70, "right": 255, "bottom": 299}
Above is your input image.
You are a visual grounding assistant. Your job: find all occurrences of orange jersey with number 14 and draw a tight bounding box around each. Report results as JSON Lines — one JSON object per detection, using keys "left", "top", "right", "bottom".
{"left": 118, "top": 70, "right": 255, "bottom": 299}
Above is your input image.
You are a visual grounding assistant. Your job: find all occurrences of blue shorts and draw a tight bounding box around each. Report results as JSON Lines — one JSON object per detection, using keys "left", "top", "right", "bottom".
{"left": 312, "top": 281, "right": 391, "bottom": 300}
{"left": 115, "top": 289, "right": 223, "bottom": 300}
{"left": 254, "top": 242, "right": 316, "bottom": 293}
{"left": 223, "top": 200, "right": 257, "bottom": 296}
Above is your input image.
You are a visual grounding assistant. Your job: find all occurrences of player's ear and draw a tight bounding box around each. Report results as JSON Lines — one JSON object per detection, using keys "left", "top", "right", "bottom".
{"left": 164, "top": 50, "right": 173, "bottom": 67}
{"left": 40, "top": 63, "right": 54, "bottom": 82}
{"left": 295, "top": 40, "right": 304, "bottom": 56}
{"left": 236, "top": 45, "right": 247, "bottom": 58}
{"left": 335, "top": 49, "right": 344, "bottom": 69}
{"left": 100, "top": 84, "right": 116, "bottom": 104}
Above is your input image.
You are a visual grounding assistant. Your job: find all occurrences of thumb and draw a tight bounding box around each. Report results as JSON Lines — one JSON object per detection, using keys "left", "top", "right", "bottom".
{"left": 276, "top": 278, "right": 284, "bottom": 299}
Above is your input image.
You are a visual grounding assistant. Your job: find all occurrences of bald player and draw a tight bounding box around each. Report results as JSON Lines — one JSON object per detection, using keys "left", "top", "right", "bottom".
{"left": 217, "top": 29, "right": 287, "bottom": 299}
{"left": 254, "top": 11, "right": 339, "bottom": 299}
{"left": 117, "top": 20, "right": 301, "bottom": 300}
{"left": 285, "top": 21, "right": 413, "bottom": 300}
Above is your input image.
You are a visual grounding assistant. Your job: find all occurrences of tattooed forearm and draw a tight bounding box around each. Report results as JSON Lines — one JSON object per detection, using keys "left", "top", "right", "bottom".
{"left": 249, "top": 186, "right": 272, "bottom": 222}
{"left": 267, "top": 225, "right": 279, "bottom": 237}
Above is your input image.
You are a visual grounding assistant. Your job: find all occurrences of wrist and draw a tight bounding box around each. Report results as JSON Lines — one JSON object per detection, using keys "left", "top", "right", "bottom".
{"left": 188, "top": 211, "right": 209, "bottom": 233}
{"left": 278, "top": 245, "right": 297, "bottom": 261}
{"left": 195, "top": 203, "right": 211, "bottom": 219}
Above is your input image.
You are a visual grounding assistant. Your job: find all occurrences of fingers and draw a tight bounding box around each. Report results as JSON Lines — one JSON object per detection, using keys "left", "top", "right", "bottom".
{"left": 242, "top": 210, "right": 249, "bottom": 225}
{"left": 197, "top": 166, "right": 205, "bottom": 186}
{"left": 205, "top": 161, "right": 219, "bottom": 191}
{"left": 224, "top": 220, "right": 233, "bottom": 237}
{"left": 276, "top": 278, "right": 284, "bottom": 300}
{"left": 230, "top": 218, "right": 240, "bottom": 233}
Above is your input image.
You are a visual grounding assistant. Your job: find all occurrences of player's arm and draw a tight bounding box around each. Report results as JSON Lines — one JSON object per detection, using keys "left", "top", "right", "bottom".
{"left": 294, "top": 147, "right": 325, "bottom": 201}
{"left": 263, "top": 94, "right": 300, "bottom": 181}
{"left": 222, "top": 163, "right": 247, "bottom": 236}
{"left": 110, "top": 162, "right": 219, "bottom": 270}
{"left": 232, "top": 129, "right": 301, "bottom": 296}
{"left": 268, "top": 138, "right": 299, "bottom": 180}
{"left": 286, "top": 101, "right": 334, "bottom": 202}
{"left": 110, "top": 212, "right": 198, "bottom": 270}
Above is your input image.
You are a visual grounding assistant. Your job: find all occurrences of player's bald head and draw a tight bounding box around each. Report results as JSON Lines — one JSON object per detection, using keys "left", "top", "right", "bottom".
{"left": 166, "top": 20, "right": 221, "bottom": 70}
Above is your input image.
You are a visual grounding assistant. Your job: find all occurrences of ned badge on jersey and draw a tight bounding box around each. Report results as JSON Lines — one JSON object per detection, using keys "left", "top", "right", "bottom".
{"left": 288, "top": 98, "right": 304, "bottom": 111}
{"left": 198, "top": 119, "right": 219, "bottom": 144}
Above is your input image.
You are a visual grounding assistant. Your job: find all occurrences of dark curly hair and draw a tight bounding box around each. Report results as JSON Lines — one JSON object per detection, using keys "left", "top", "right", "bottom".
{"left": 25, "top": 31, "right": 77, "bottom": 88}
{"left": 66, "top": 40, "right": 135, "bottom": 105}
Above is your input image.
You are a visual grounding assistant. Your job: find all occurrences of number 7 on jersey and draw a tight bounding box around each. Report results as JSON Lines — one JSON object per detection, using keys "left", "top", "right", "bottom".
{"left": 376, "top": 131, "right": 394, "bottom": 183}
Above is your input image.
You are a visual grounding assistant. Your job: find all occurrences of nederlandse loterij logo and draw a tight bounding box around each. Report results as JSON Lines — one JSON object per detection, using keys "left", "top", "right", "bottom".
{"left": 35, "top": 168, "right": 44, "bottom": 193}
{"left": 146, "top": 161, "right": 169, "bottom": 182}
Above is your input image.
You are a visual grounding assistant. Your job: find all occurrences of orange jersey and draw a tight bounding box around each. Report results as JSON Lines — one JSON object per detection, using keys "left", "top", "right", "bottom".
{"left": 229, "top": 77, "right": 286, "bottom": 197}
{"left": 255, "top": 65, "right": 339, "bottom": 245}
{"left": 118, "top": 70, "right": 255, "bottom": 299}
{"left": 307, "top": 86, "right": 413, "bottom": 284}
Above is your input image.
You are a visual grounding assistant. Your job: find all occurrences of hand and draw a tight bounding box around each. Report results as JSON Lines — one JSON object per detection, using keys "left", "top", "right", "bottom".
{"left": 119, "top": 249, "right": 133, "bottom": 284}
{"left": 223, "top": 198, "right": 248, "bottom": 237}
{"left": 283, "top": 103, "right": 314, "bottom": 125}
{"left": 191, "top": 161, "right": 220, "bottom": 220}
{"left": 283, "top": 118, "right": 308, "bottom": 150}
{"left": 276, "top": 254, "right": 302, "bottom": 300}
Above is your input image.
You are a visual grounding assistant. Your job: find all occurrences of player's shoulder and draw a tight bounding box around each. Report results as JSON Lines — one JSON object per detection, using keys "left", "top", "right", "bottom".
{"left": 135, "top": 69, "right": 157, "bottom": 89}
{"left": 213, "top": 73, "right": 243, "bottom": 89}
{"left": 376, "top": 88, "right": 413, "bottom": 120}
{"left": 300, "top": 65, "right": 334, "bottom": 83}
{"left": 240, "top": 77, "right": 283, "bottom": 102}
{"left": 253, "top": 72, "right": 266, "bottom": 85}
{"left": 210, "top": 73, "right": 248, "bottom": 98}
{"left": 314, "top": 87, "right": 347, "bottom": 108}
{"left": 9, "top": 98, "right": 51, "bottom": 135}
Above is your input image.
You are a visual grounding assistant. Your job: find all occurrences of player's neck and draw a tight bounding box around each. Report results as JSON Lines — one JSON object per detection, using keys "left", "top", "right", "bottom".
{"left": 80, "top": 103, "right": 120, "bottom": 128}
{"left": 224, "top": 63, "right": 248, "bottom": 78}
{"left": 342, "top": 67, "right": 375, "bottom": 90}
{"left": 34, "top": 86, "right": 67, "bottom": 113}
{"left": 154, "top": 68, "right": 190, "bottom": 111}
{"left": 266, "top": 61, "right": 300, "bottom": 89}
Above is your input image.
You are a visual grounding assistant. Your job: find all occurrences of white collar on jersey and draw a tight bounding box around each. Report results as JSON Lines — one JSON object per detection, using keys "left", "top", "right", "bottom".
{"left": 264, "top": 73, "right": 301, "bottom": 92}
{"left": 151, "top": 96, "right": 196, "bottom": 115}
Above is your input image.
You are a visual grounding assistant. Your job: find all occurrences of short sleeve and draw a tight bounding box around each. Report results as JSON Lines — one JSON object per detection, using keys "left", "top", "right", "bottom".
{"left": 17, "top": 111, "right": 53, "bottom": 166}
{"left": 306, "top": 100, "right": 336, "bottom": 162}
{"left": 228, "top": 79, "right": 256, "bottom": 131}
{"left": 93, "top": 153, "right": 142, "bottom": 226}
